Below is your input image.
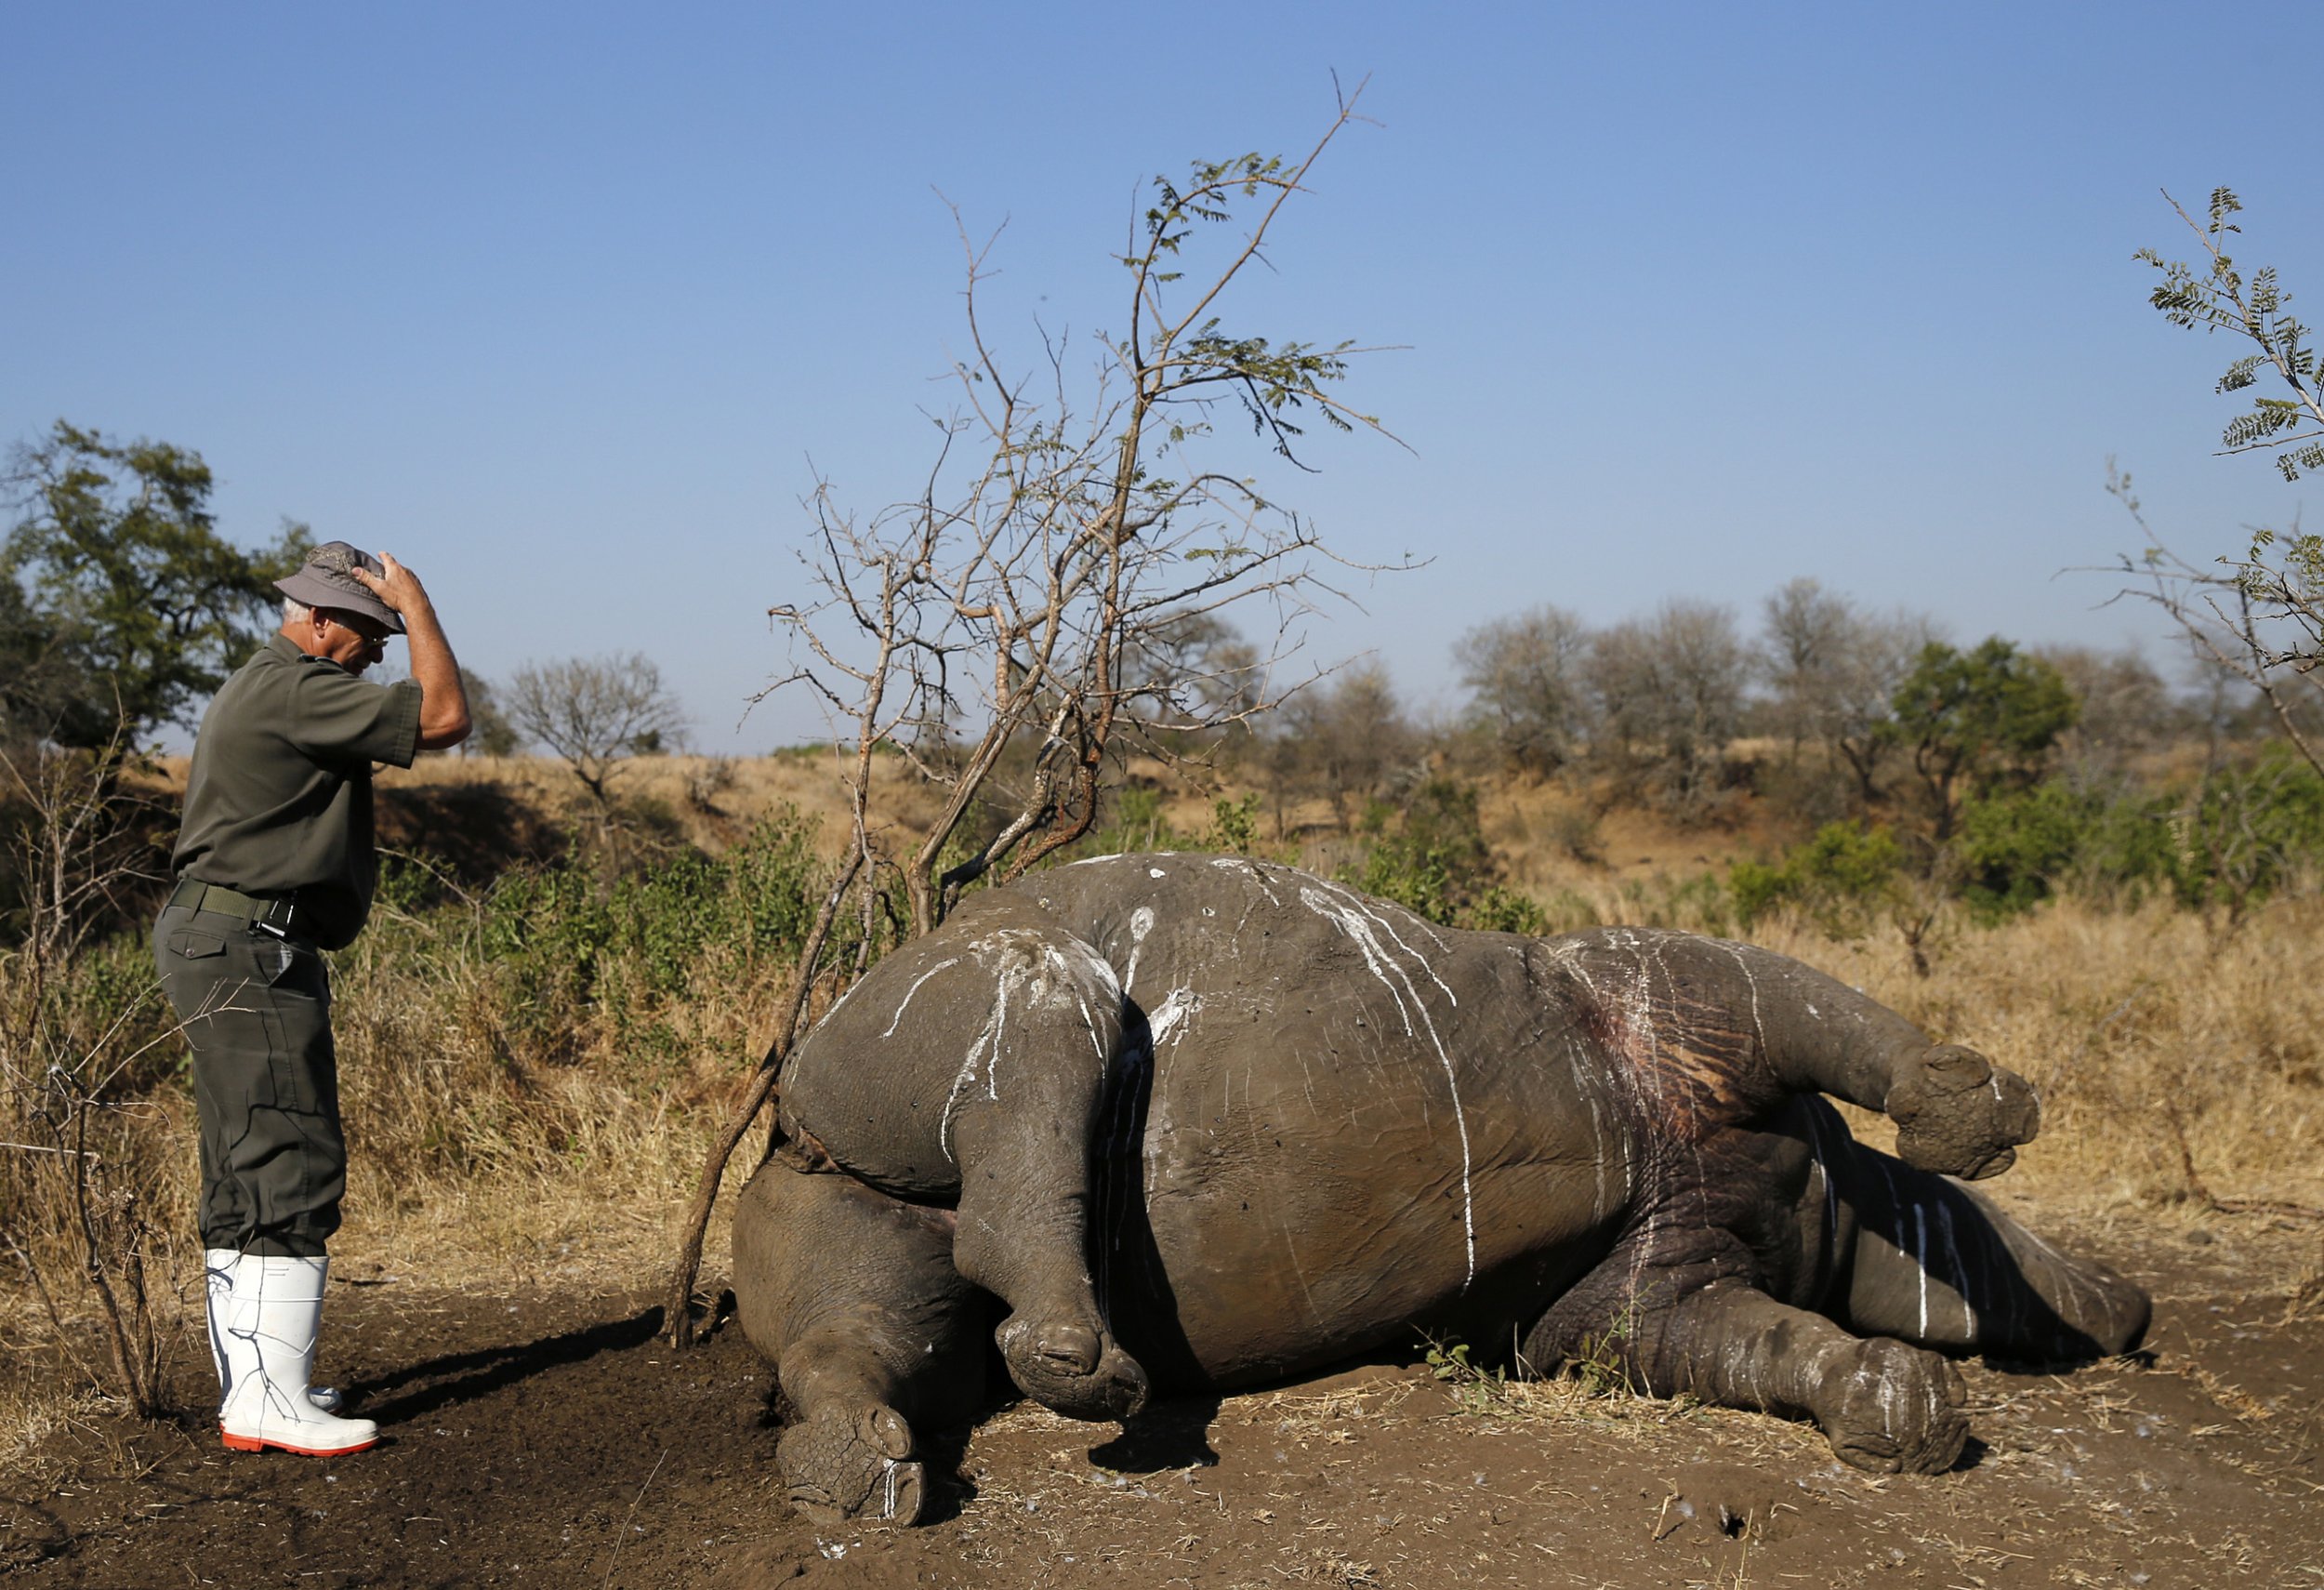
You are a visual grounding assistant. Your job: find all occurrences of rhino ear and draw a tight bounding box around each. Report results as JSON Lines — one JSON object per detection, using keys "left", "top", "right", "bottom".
{"left": 1887, "top": 1045, "right": 2040, "bottom": 1179}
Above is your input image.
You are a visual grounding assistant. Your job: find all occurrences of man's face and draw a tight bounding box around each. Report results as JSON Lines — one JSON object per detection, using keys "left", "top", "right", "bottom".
{"left": 313, "top": 609, "right": 392, "bottom": 673}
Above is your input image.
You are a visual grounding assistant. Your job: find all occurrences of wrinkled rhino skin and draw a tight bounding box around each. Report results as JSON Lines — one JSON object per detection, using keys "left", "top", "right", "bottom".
{"left": 733, "top": 855, "right": 2147, "bottom": 1525}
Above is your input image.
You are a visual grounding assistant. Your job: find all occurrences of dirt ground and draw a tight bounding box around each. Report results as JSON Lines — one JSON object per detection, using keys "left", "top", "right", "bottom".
{"left": 5, "top": 1202, "right": 2319, "bottom": 1590}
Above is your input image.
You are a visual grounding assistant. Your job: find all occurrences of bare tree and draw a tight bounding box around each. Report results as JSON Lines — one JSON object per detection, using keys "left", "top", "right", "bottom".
{"left": 2034, "top": 643, "right": 2180, "bottom": 788}
{"left": 506, "top": 652, "right": 687, "bottom": 808}
{"left": 1, "top": 714, "right": 181, "bottom": 1419}
{"left": 1267, "top": 662, "right": 1411, "bottom": 833}
{"left": 666, "top": 86, "right": 1406, "bottom": 1340}
{"left": 1586, "top": 599, "right": 1750, "bottom": 818}
{"left": 1758, "top": 578, "right": 1939, "bottom": 805}
{"left": 1, "top": 712, "right": 166, "bottom": 1018}
{"left": 1, "top": 995, "right": 182, "bottom": 1421}
{"left": 1761, "top": 577, "right": 1857, "bottom": 761}
{"left": 1452, "top": 604, "right": 1594, "bottom": 775}
{"left": 762, "top": 85, "right": 1401, "bottom": 936}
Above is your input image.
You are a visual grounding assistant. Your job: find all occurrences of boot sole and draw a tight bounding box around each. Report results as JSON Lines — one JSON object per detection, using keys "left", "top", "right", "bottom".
{"left": 221, "top": 1427, "right": 378, "bottom": 1456}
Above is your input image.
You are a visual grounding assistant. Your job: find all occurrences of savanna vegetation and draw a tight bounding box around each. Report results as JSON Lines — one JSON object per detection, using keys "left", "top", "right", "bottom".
{"left": 5, "top": 163, "right": 2321, "bottom": 1499}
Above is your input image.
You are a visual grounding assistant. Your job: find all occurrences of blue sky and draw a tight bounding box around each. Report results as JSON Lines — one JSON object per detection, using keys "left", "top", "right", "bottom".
{"left": 6, "top": 4, "right": 2318, "bottom": 750}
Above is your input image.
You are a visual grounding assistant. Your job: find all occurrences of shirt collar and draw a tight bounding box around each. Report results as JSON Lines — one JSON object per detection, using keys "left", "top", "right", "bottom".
{"left": 267, "top": 631, "right": 348, "bottom": 671}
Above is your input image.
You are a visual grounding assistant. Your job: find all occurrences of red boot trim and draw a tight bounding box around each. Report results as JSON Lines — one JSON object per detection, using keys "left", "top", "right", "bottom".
{"left": 220, "top": 1425, "right": 378, "bottom": 1456}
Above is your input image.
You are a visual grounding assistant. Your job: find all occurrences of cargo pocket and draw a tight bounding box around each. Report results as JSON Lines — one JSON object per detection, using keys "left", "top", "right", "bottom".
{"left": 167, "top": 928, "right": 227, "bottom": 961}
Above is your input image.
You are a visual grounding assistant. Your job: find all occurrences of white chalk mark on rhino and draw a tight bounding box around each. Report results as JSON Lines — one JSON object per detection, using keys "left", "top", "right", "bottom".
{"left": 1311, "top": 877, "right": 1457, "bottom": 989}
{"left": 984, "top": 970, "right": 1016, "bottom": 1102}
{"left": 1567, "top": 1047, "right": 1615, "bottom": 1221}
{"left": 1037, "top": 942, "right": 1118, "bottom": 1070}
{"left": 1149, "top": 987, "right": 1200, "bottom": 1050}
{"left": 1123, "top": 908, "right": 1156, "bottom": 992}
{"left": 1299, "top": 885, "right": 1477, "bottom": 1285}
{"left": 1076, "top": 993, "right": 1106, "bottom": 1064}
{"left": 1913, "top": 1202, "right": 1931, "bottom": 1340}
{"left": 938, "top": 1010, "right": 999, "bottom": 1161}
{"left": 1209, "top": 855, "right": 1282, "bottom": 907}
{"left": 1719, "top": 942, "right": 1769, "bottom": 1057}
{"left": 882, "top": 958, "right": 963, "bottom": 1039}
{"left": 1934, "top": 1198, "right": 1970, "bottom": 1341}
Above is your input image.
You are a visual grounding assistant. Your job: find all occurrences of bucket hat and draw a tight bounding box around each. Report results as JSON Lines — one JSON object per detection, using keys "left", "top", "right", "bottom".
{"left": 274, "top": 542, "right": 404, "bottom": 634}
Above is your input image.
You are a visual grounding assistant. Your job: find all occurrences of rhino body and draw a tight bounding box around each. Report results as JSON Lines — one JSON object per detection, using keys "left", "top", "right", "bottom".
{"left": 734, "top": 855, "right": 2146, "bottom": 1525}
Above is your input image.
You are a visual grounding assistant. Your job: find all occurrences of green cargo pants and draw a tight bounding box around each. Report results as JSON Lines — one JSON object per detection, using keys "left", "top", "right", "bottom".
{"left": 152, "top": 903, "right": 346, "bottom": 1258}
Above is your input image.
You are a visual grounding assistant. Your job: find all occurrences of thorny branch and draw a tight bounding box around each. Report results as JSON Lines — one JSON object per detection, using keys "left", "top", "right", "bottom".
{"left": 759, "top": 78, "right": 1409, "bottom": 936}
{"left": 2111, "top": 190, "right": 2324, "bottom": 779}
{"left": 2103, "top": 468, "right": 2324, "bottom": 781}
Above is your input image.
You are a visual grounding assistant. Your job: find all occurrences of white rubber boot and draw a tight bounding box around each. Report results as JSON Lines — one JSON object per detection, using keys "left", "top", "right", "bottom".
{"left": 205, "top": 1251, "right": 342, "bottom": 1414}
{"left": 216, "top": 1253, "right": 377, "bottom": 1455}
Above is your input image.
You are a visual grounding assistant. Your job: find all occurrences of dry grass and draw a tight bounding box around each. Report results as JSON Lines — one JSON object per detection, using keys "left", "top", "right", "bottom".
{"left": 1741, "top": 894, "right": 2324, "bottom": 1212}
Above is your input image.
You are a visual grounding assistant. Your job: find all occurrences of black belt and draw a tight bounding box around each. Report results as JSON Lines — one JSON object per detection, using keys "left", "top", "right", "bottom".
{"left": 169, "top": 878, "right": 306, "bottom": 939}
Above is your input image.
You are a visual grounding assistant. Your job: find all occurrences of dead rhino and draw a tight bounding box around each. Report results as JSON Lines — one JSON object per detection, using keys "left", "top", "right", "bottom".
{"left": 734, "top": 854, "right": 2147, "bottom": 1525}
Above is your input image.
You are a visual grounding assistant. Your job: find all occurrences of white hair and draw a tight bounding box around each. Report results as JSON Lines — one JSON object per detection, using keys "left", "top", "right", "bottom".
{"left": 283, "top": 597, "right": 313, "bottom": 625}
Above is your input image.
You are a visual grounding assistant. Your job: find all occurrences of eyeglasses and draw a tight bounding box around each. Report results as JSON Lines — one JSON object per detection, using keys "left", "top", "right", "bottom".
{"left": 327, "top": 613, "right": 392, "bottom": 648}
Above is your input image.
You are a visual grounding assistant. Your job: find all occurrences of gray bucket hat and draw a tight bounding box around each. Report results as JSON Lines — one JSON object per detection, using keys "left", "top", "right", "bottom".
{"left": 274, "top": 541, "right": 404, "bottom": 634}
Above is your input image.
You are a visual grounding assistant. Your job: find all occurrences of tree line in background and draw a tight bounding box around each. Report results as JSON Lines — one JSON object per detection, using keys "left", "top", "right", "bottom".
{"left": 1199, "top": 575, "right": 2317, "bottom": 966}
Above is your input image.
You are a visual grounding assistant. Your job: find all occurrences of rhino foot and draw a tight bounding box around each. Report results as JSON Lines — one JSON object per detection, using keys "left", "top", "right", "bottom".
{"left": 776, "top": 1401, "right": 928, "bottom": 1529}
{"left": 1819, "top": 1337, "right": 1970, "bottom": 1475}
{"left": 996, "top": 1314, "right": 1150, "bottom": 1422}
{"left": 1887, "top": 1044, "right": 2039, "bottom": 1181}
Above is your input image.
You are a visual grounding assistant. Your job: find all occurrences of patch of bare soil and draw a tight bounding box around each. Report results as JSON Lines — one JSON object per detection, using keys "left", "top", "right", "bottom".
{"left": 7, "top": 1214, "right": 2319, "bottom": 1590}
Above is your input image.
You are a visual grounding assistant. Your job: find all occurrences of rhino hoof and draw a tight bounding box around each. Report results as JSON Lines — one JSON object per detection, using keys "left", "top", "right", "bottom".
{"left": 1823, "top": 1338, "right": 1970, "bottom": 1476}
{"left": 776, "top": 1402, "right": 928, "bottom": 1528}
{"left": 997, "top": 1315, "right": 1150, "bottom": 1422}
{"left": 1888, "top": 1045, "right": 2040, "bottom": 1180}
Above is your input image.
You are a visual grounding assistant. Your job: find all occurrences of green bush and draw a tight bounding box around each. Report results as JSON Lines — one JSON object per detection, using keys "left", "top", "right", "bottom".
{"left": 1202, "top": 793, "right": 1261, "bottom": 855}
{"left": 450, "top": 806, "right": 829, "bottom": 1063}
{"left": 1344, "top": 776, "right": 1545, "bottom": 933}
{"left": 1729, "top": 820, "right": 1905, "bottom": 939}
{"left": 1957, "top": 784, "right": 2102, "bottom": 923}
{"left": 1957, "top": 757, "right": 2324, "bottom": 923}
{"left": 2166, "top": 749, "right": 2324, "bottom": 916}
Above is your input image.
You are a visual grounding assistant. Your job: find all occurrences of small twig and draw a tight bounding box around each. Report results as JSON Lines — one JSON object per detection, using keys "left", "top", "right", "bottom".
{"left": 0, "top": 1141, "right": 101, "bottom": 1159}
{"left": 601, "top": 1448, "right": 668, "bottom": 1589}
{"left": 1651, "top": 1490, "right": 1680, "bottom": 1542}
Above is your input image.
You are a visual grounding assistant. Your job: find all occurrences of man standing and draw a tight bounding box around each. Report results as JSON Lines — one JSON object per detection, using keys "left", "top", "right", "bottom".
{"left": 154, "top": 542, "right": 469, "bottom": 1455}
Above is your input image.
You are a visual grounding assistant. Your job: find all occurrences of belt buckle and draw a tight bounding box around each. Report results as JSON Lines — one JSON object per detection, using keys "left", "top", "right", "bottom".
{"left": 256, "top": 896, "right": 298, "bottom": 939}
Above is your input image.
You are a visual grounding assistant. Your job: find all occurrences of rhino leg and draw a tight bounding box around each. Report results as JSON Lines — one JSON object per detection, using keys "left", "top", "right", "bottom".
{"left": 1524, "top": 1228, "right": 1969, "bottom": 1475}
{"left": 732, "top": 1160, "right": 984, "bottom": 1528}
{"left": 938, "top": 926, "right": 1150, "bottom": 1423}
{"left": 1556, "top": 930, "right": 2040, "bottom": 1179}
{"left": 1830, "top": 1142, "right": 2151, "bottom": 1361}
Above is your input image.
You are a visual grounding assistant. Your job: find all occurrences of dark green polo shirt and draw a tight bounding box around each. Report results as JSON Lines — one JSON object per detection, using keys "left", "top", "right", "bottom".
{"left": 172, "top": 633, "right": 423, "bottom": 949}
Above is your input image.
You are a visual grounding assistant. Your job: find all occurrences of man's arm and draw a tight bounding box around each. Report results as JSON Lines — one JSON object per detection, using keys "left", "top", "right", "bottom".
{"left": 353, "top": 554, "right": 472, "bottom": 751}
